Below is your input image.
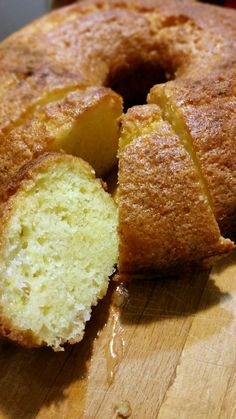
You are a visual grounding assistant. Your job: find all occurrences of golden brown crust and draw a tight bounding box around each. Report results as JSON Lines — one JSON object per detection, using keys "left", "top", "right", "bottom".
{"left": 0, "top": 0, "right": 234, "bottom": 284}
{"left": 0, "top": 0, "right": 235, "bottom": 132}
{"left": 0, "top": 87, "right": 121, "bottom": 201}
{"left": 149, "top": 71, "right": 236, "bottom": 234}
{"left": 0, "top": 1, "right": 235, "bottom": 218}
{"left": 118, "top": 106, "right": 234, "bottom": 277}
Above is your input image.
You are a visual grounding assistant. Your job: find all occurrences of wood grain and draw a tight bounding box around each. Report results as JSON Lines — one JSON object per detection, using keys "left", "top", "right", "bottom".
{"left": 0, "top": 251, "right": 235, "bottom": 418}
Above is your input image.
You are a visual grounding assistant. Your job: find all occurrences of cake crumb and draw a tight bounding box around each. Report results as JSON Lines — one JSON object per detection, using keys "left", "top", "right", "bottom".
{"left": 114, "top": 400, "right": 132, "bottom": 418}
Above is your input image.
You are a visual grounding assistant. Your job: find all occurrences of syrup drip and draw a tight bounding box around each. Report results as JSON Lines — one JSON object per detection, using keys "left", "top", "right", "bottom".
{"left": 105, "top": 284, "right": 128, "bottom": 385}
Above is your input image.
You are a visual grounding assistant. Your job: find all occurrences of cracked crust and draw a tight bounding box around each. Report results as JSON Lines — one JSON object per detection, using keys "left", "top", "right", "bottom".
{"left": 0, "top": 0, "right": 235, "bottom": 281}
{"left": 0, "top": 0, "right": 235, "bottom": 132}
{"left": 149, "top": 71, "right": 236, "bottom": 234}
{"left": 0, "top": 86, "right": 122, "bottom": 200}
{"left": 118, "top": 106, "right": 234, "bottom": 277}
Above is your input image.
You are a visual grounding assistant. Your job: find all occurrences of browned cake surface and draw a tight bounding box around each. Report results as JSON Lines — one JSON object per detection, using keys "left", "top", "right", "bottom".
{"left": 0, "top": 0, "right": 235, "bottom": 132}
{"left": 149, "top": 72, "right": 236, "bottom": 234}
{"left": 0, "top": 86, "right": 122, "bottom": 200}
{"left": 0, "top": 0, "right": 235, "bottom": 205}
{"left": 118, "top": 105, "right": 233, "bottom": 277}
{"left": 0, "top": 0, "right": 235, "bottom": 278}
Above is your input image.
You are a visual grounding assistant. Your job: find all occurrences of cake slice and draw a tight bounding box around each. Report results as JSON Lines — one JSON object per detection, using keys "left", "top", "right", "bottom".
{"left": 118, "top": 105, "right": 233, "bottom": 278}
{"left": 0, "top": 86, "right": 122, "bottom": 201}
{"left": 0, "top": 152, "right": 118, "bottom": 350}
{"left": 148, "top": 74, "right": 236, "bottom": 234}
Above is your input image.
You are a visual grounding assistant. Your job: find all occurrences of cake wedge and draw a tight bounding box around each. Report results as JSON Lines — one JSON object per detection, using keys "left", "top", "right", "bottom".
{"left": 118, "top": 105, "right": 234, "bottom": 278}
{"left": 0, "top": 152, "right": 118, "bottom": 350}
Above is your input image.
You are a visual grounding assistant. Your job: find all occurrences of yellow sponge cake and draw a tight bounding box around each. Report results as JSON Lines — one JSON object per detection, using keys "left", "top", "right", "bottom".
{"left": 0, "top": 153, "right": 118, "bottom": 350}
{"left": 0, "top": 87, "right": 122, "bottom": 202}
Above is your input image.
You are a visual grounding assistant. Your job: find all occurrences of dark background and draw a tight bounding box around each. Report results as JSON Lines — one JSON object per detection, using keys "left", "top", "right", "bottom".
{"left": 0, "top": 0, "right": 51, "bottom": 41}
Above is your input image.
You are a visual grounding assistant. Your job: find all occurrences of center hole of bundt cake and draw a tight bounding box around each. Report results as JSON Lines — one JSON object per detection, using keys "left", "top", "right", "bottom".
{"left": 108, "top": 62, "right": 169, "bottom": 111}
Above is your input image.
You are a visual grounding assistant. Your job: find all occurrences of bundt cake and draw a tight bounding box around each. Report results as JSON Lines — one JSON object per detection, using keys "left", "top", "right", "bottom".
{"left": 0, "top": 0, "right": 235, "bottom": 345}
{"left": 0, "top": 153, "right": 118, "bottom": 350}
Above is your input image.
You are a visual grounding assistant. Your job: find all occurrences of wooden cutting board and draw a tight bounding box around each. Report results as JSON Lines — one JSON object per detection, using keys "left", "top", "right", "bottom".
{"left": 0, "top": 249, "right": 235, "bottom": 419}
{"left": 0, "top": 1, "right": 235, "bottom": 416}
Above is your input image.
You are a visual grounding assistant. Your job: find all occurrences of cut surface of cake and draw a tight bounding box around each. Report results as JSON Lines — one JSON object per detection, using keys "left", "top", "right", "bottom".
{"left": 0, "top": 153, "right": 118, "bottom": 350}
{"left": 0, "top": 0, "right": 234, "bottom": 293}
{"left": 0, "top": 87, "right": 122, "bottom": 202}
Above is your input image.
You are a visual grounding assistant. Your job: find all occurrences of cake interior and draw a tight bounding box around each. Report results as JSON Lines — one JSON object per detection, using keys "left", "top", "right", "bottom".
{"left": 47, "top": 93, "right": 122, "bottom": 176}
{"left": 0, "top": 158, "right": 118, "bottom": 350}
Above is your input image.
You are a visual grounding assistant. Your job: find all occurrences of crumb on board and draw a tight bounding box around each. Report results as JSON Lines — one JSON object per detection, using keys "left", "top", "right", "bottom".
{"left": 114, "top": 399, "right": 132, "bottom": 418}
